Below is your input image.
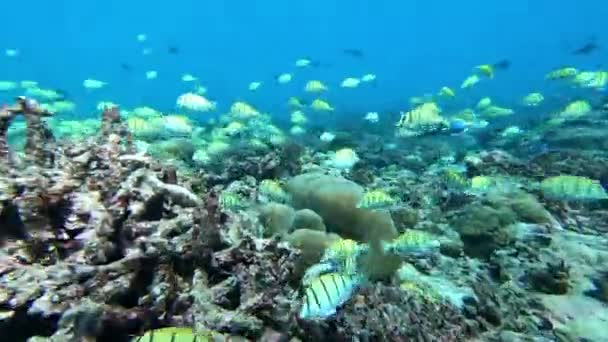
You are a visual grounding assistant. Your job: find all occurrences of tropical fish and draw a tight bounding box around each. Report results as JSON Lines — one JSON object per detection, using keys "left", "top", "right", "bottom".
{"left": 276, "top": 73, "right": 292, "bottom": 84}
{"left": 438, "top": 86, "right": 455, "bottom": 98}
{"left": 162, "top": 115, "right": 194, "bottom": 136}
{"left": 476, "top": 97, "right": 492, "bottom": 110}
{"left": 357, "top": 190, "right": 398, "bottom": 210}
{"left": 310, "top": 99, "right": 334, "bottom": 112}
{"left": 303, "top": 239, "right": 366, "bottom": 283}
{"left": 545, "top": 67, "right": 578, "bottom": 80}
{"left": 540, "top": 175, "right": 608, "bottom": 201}
{"left": 447, "top": 118, "right": 471, "bottom": 134}
{"left": 194, "top": 86, "right": 207, "bottom": 95}
{"left": 480, "top": 105, "right": 514, "bottom": 118}
{"left": 361, "top": 73, "right": 376, "bottom": 82}
{"left": 558, "top": 100, "right": 591, "bottom": 119}
{"left": 219, "top": 191, "right": 246, "bottom": 210}
{"left": 330, "top": 148, "right": 359, "bottom": 169}
{"left": 475, "top": 64, "right": 495, "bottom": 78}
{"left": 126, "top": 117, "right": 160, "bottom": 140}
{"left": 383, "top": 230, "right": 440, "bottom": 257}
{"left": 4, "top": 49, "right": 19, "bottom": 57}
{"left": 461, "top": 74, "right": 480, "bottom": 89}
{"left": 322, "top": 239, "right": 361, "bottom": 261}
{"left": 229, "top": 101, "right": 259, "bottom": 118}
{"left": 176, "top": 93, "right": 216, "bottom": 112}
{"left": 572, "top": 71, "right": 608, "bottom": 89}
{"left": 398, "top": 264, "right": 443, "bottom": 302}
{"left": 340, "top": 77, "right": 360, "bottom": 88}
{"left": 364, "top": 112, "right": 379, "bottom": 123}
{"left": 290, "top": 110, "right": 308, "bottom": 125}
{"left": 305, "top": 80, "right": 328, "bottom": 93}
{"left": 288, "top": 97, "right": 305, "bottom": 108}
{"left": 83, "top": 79, "right": 107, "bottom": 89}
{"left": 299, "top": 273, "right": 363, "bottom": 320}
{"left": 290, "top": 125, "right": 306, "bottom": 135}
{"left": 474, "top": 60, "right": 511, "bottom": 78}
{"left": 131, "top": 327, "right": 214, "bottom": 341}
{"left": 442, "top": 169, "right": 471, "bottom": 191}
{"left": 258, "top": 179, "right": 290, "bottom": 203}
{"left": 500, "top": 126, "right": 523, "bottom": 137}
{"left": 467, "top": 175, "right": 521, "bottom": 195}
{"left": 572, "top": 40, "right": 599, "bottom": 55}
{"left": 522, "top": 92, "right": 544, "bottom": 106}
{"left": 469, "top": 175, "right": 493, "bottom": 192}
{"left": 248, "top": 81, "right": 262, "bottom": 91}
{"left": 223, "top": 121, "right": 245, "bottom": 136}
{"left": 136, "top": 34, "right": 147, "bottom": 42}
{"left": 181, "top": 74, "right": 196, "bottom": 82}
{"left": 295, "top": 58, "right": 319, "bottom": 67}
{"left": 319, "top": 131, "right": 335, "bottom": 142}
{"left": 396, "top": 102, "right": 444, "bottom": 127}
{"left": 145, "top": 70, "right": 158, "bottom": 80}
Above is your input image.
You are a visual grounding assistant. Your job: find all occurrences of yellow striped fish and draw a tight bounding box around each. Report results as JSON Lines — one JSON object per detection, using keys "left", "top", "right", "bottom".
{"left": 299, "top": 273, "right": 362, "bottom": 320}
{"left": 321, "top": 239, "right": 366, "bottom": 273}
{"left": 132, "top": 327, "right": 214, "bottom": 342}
{"left": 383, "top": 230, "right": 440, "bottom": 257}
{"left": 302, "top": 239, "right": 367, "bottom": 285}
{"left": 258, "top": 179, "right": 291, "bottom": 203}
{"left": 396, "top": 102, "right": 444, "bottom": 127}
{"left": 219, "top": 191, "right": 246, "bottom": 210}
{"left": 545, "top": 67, "right": 578, "bottom": 80}
{"left": 442, "top": 169, "right": 471, "bottom": 192}
{"left": 357, "top": 190, "right": 399, "bottom": 210}
{"left": 540, "top": 175, "right": 608, "bottom": 201}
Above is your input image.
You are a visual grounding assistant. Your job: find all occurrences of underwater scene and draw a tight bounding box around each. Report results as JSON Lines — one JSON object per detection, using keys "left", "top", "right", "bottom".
{"left": 2, "top": 0, "right": 608, "bottom": 341}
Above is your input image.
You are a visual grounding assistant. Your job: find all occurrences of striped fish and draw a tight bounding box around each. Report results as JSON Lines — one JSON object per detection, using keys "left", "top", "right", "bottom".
{"left": 540, "top": 175, "right": 608, "bottom": 201}
{"left": 132, "top": 327, "right": 214, "bottom": 342}
{"left": 383, "top": 230, "right": 440, "bottom": 257}
{"left": 442, "top": 169, "right": 471, "bottom": 192}
{"left": 302, "top": 238, "right": 365, "bottom": 286}
{"left": 219, "top": 191, "right": 246, "bottom": 210}
{"left": 302, "top": 262, "right": 338, "bottom": 286}
{"left": 320, "top": 239, "right": 367, "bottom": 274}
{"left": 258, "top": 179, "right": 291, "bottom": 204}
{"left": 299, "top": 273, "right": 362, "bottom": 320}
{"left": 357, "top": 190, "right": 398, "bottom": 210}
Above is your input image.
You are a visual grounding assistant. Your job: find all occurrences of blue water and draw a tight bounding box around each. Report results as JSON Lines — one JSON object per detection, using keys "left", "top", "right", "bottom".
{"left": 1, "top": 0, "right": 607, "bottom": 118}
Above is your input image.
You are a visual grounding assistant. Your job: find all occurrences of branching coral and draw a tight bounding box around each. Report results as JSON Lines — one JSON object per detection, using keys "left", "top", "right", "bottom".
{"left": 192, "top": 236, "right": 299, "bottom": 338}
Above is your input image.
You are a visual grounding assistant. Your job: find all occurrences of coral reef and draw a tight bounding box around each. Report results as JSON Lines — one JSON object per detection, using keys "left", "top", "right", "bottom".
{"left": 1, "top": 95, "right": 608, "bottom": 341}
{"left": 0, "top": 101, "right": 303, "bottom": 341}
{"left": 298, "top": 283, "right": 473, "bottom": 341}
